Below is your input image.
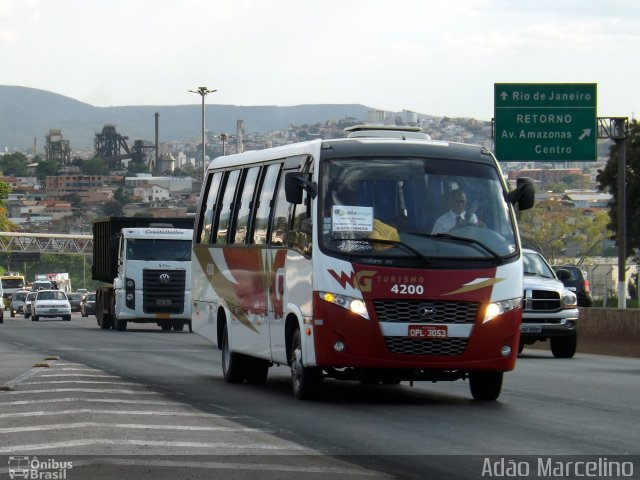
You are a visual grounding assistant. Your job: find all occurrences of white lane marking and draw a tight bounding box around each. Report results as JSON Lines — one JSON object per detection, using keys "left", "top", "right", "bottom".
{"left": 0, "top": 439, "right": 307, "bottom": 454}
{"left": 21, "top": 380, "right": 141, "bottom": 386}
{"left": 37, "top": 374, "right": 120, "bottom": 378}
{"left": 0, "top": 398, "right": 183, "bottom": 406}
{"left": 4, "top": 368, "right": 43, "bottom": 388}
{"left": 3, "top": 388, "right": 158, "bottom": 395}
{"left": 0, "top": 423, "right": 266, "bottom": 434}
{"left": 0, "top": 410, "right": 238, "bottom": 419}
{"left": 71, "top": 458, "right": 387, "bottom": 477}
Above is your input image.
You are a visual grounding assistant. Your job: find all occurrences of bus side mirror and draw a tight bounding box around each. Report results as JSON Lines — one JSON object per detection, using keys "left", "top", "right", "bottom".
{"left": 508, "top": 177, "right": 535, "bottom": 211}
{"left": 285, "top": 172, "right": 317, "bottom": 204}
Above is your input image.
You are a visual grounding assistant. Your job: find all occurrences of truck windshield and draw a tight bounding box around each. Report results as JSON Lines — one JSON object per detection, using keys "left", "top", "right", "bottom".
{"left": 319, "top": 156, "right": 517, "bottom": 260}
{"left": 127, "top": 239, "right": 192, "bottom": 261}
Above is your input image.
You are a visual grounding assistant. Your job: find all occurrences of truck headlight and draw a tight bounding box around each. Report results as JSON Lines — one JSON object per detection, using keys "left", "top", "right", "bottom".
{"left": 318, "top": 291, "right": 370, "bottom": 320}
{"left": 562, "top": 290, "right": 577, "bottom": 308}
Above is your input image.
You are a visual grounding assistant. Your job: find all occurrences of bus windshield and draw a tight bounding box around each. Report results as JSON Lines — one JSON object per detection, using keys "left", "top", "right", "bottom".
{"left": 319, "top": 156, "right": 517, "bottom": 260}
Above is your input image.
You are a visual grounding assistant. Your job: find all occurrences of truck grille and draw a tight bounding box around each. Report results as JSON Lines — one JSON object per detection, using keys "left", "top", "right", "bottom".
{"left": 523, "top": 289, "right": 561, "bottom": 312}
{"left": 384, "top": 337, "right": 468, "bottom": 356}
{"left": 373, "top": 300, "right": 478, "bottom": 324}
{"left": 143, "top": 269, "right": 186, "bottom": 314}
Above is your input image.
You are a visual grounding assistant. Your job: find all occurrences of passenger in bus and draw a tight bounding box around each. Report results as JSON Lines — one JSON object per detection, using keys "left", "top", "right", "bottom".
{"left": 431, "top": 188, "right": 481, "bottom": 234}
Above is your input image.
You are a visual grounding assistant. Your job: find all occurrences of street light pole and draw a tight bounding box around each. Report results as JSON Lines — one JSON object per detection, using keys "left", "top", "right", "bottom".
{"left": 189, "top": 86, "right": 217, "bottom": 178}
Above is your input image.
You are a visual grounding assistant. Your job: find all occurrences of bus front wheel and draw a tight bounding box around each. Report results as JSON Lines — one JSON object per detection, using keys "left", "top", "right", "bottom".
{"left": 290, "top": 329, "right": 321, "bottom": 400}
{"left": 469, "top": 371, "right": 503, "bottom": 401}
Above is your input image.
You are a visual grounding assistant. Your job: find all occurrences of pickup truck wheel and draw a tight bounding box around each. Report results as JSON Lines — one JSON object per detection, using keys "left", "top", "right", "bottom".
{"left": 469, "top": 371, "right": 503, "bottom": 401}
{"left": 222, "top": 323, "right": 246, "bottom": 383}
{"left": 550, "top": 333, "right": 577, "bottom": 358}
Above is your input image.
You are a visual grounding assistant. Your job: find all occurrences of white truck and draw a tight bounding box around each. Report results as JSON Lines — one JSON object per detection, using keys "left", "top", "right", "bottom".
{"left": 92, "top": 217, "right": 194, "bottom": 332}
{"left": 35, "top": 273, "right": 72, "bottom": 292}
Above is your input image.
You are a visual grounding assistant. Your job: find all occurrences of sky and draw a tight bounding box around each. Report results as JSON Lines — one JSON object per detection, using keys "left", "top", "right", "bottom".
{"left": 1, "top": 0, "right": 639, "bottom": 121}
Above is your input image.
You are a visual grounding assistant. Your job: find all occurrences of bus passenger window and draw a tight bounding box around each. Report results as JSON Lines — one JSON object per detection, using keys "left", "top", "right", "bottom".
{"left": 270, "top": 172, "right": 290, "bottom": 246}
{"left": 197, "top": 171, "right": 223, "bottom": 244}
{"left": 215, "top": 170, "right": 240, "bottom": 244}
{"left": 233, "top": 166, "right": 260, "bottom": 244}
{"left": 290, "top": 174, "right": 312, "bottom": 256}
{"left": 252, "top": 164, "right": 281, "bottom": 245}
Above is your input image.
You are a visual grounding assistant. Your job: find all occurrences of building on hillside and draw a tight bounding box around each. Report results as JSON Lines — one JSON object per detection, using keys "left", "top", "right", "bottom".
{"left": 124, "top": 175, "right": 193, "bottom": 193}
{"left": 132, "top": 183, "right": 171, "bottom": 203}
{"left": 45, "top": 175, "right": 106, "bottom": 196}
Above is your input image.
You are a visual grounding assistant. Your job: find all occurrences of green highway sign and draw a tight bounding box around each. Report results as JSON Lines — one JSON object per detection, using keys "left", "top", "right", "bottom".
{"left": 494, "top": 83, "right": 597, "bottom": 162}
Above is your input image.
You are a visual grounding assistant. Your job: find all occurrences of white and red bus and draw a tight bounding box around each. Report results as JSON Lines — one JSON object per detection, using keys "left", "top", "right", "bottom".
{"left": 191, "top": 126, "right": 534, "bottom": 400}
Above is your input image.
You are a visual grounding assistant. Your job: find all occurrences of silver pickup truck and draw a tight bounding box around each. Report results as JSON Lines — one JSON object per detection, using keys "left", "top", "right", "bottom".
{"left": 520, "top": 249, "right": 579, "bottom": 358}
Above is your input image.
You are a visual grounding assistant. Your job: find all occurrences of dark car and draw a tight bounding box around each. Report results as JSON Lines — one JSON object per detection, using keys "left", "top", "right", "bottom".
{"left": 66, "top": 292, "right": 83, "bottom": 312}
{"left": 552, "top": 265, "right": 593, "bottom": 307}
{"left": 81, "top": 293, "right": 96, "bottom": 317}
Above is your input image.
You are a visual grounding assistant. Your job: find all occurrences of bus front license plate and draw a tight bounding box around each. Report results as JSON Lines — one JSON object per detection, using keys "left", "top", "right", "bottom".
{"left": 408, "top": 325, "right": 448, "bottom": 339}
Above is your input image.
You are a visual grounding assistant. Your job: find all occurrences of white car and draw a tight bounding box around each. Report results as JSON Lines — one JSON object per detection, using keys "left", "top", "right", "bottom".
{"left": 31, "top": 289, "right": 72, "bottom": 322}
{"left": 520, "top": 249, "right": 579, "bottom": 358}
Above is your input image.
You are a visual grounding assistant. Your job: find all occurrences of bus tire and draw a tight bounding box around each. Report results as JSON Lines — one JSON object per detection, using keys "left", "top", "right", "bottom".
{"left": 469, "top": 371, "right": 503, "bottom": 401}
{"left": 290, "top": 329, "right": 321, "bottom": 400}
{"left": 222, "top": 323, "right": 246, "bottom": 383}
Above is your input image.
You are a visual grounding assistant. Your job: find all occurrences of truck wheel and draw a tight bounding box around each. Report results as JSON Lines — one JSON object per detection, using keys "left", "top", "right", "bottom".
{"left": 32, "top": 315, "right": 39, "bottom": 322}
{"left": 160, "top": 323, "right": 172, "bottom": 331}
{"left": 115, "top": 319, "right": 127, "bottom": 331}
{"left": 10, "top": 311, "right": 15, "bottom": 318}
{"left": 188, "top": 321, "right": 193, "bottom": 333}
{"left": 469, "top": 371, "right": 503, "bottom": 401}
{"left": 172, "top": 321, "right": 185, "bottom": 331}
{"left": 222, "top": 323, "right": 246, "bottom": 383}
{"left": 290, "top": 329, "right": 322, "bottom": 400}
{"left": 63, "top": 315, "right": 71, "bottom": 321}
{"left": 550, "top": 333, "right": 577, "bottom": 358}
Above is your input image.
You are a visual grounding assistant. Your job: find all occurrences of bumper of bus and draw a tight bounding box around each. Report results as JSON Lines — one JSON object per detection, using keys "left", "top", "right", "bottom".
{"left": 311, "top": 297, "right": 521, "bottom": 372}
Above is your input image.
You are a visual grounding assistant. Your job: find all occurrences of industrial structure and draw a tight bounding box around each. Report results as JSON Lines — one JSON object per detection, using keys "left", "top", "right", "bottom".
{"left": 45, "top": 129, "right": 71, "bottom": 164}
{"left": 93, "top": 115, "right": 160, "bottom": 171}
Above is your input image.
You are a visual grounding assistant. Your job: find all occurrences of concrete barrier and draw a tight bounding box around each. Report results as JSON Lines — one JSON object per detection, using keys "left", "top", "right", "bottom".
{"left": 529, "top": 307, "right": 640, "bottom": 357}
{"left": 575, "top": 307, "right": 640, "bottom": 358}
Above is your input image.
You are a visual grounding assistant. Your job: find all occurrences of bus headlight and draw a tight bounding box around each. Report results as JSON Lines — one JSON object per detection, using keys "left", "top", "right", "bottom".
{"left": 483, "top": 297, "right": 522, "bottom": 324}
{"left": 319, "top": 291, "right": 370, "bottom": 320}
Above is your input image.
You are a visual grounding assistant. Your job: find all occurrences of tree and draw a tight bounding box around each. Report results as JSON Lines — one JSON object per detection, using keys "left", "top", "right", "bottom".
{"left": 82, "top": 157, "right": 110, "bottom": 175}
{"left": 596, "top": 119, "right": 640, "bottom": 260}
{"left": 35, "top": 158, "right": 60, "bottom": 182}
{"left": 103, "top": 200, "right": 124, "bottom": 217}
{"left": 0, "top": 152, "right": 30, "bottom": 176}
{"left": 61, "top": 193, "right": 82, "bottom": 208}
{"left": 0, "top": 181, "right": 16, "bottom": 232}
{"left": 113, "top": 187, "right": 130, "bottom": 205}
{"left": 518, "top": 199, "right": 574, "bottom": 263}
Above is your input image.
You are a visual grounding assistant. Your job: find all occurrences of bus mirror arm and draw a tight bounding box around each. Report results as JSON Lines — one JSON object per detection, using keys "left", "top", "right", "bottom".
{"left": 285, "top": 172, "right": 318, "bottom": 204}
{"left": 507, "top": 177, "right": 535, "bottom": 211}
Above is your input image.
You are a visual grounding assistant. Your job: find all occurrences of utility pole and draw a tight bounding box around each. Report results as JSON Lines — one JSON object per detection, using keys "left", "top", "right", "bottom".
{"left": 189, "top": 86, "right": 217, "bottom": 179}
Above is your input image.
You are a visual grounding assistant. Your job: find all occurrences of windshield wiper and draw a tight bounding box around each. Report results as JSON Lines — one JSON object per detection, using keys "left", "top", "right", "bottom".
{"left": 329, "top": 237, "right": 431, "bottom": 266}
{"left": 406, "top": 232, "right": 502, "bottom": 262}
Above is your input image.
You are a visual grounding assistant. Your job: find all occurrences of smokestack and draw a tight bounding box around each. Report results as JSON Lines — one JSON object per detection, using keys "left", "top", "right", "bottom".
{"left": 236, "top": 120, "right": 244, "bottom": 154}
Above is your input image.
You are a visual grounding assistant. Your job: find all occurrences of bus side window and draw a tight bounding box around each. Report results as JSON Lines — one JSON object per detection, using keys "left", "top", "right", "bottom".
{"left": 270, "top": 169, "right": 291, "bottom": 246}
{"left": 197, "top": 171, "right": 223, "bottom": 244}
{"left": 232, "top": 166, "right": 260, "bottom": 245}
{"left": 290, "top": 173, "right": 312, "bottom": 256}
{"left": 252, "top": 163, "right": 281, "bottom": 245}
{"left": 215, "top": 169, "right": 241, "bottom": 244}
